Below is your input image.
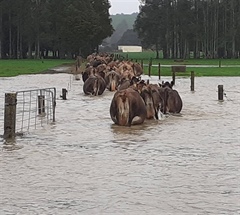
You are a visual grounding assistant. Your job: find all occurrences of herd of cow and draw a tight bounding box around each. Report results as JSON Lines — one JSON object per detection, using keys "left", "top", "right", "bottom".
{"left": 80, "top": 53, "right": 183, "bottom": 126}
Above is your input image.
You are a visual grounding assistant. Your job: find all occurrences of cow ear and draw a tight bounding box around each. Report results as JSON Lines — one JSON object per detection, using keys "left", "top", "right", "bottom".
{"left": 170, "top": 81, "right": 174, "bottom": 87}
{"left": 158, "top": 83, "right": 162, "bottom": 87}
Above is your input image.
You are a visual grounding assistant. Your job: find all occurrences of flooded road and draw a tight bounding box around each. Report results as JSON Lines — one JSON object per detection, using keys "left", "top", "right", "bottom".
{"left": 0, "top": 73, "right": 240, "bottom": 214}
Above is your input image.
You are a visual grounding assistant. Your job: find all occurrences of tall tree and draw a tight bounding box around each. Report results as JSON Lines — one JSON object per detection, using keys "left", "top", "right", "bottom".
{"left": 0, "top": 0, "right": 3, "bottom": 58}
{"left": 135, "top": 0, "right": 165, "bottom": 58}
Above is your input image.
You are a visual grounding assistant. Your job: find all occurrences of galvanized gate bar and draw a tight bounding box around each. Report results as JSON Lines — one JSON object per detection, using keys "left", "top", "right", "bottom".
{"left": 3, "top": 87, "right": 56, "bottom": 139}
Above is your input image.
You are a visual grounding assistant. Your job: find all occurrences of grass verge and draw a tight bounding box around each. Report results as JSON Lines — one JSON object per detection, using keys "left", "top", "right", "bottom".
{"left": 0, "top": 58, "right": 239, "bottom": 77}
{"left": 0, "top": 59, "right": 74, "bottom": 77}
{"left": 145, "top": 66, "right": 240, "bottom": 77}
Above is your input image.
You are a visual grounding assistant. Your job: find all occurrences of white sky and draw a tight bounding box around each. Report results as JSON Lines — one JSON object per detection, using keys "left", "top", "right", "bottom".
{"left": 109, "top": 0, "right": 140, "bottom": 15}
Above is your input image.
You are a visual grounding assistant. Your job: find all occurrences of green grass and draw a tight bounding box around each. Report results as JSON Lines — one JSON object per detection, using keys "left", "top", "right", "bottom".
{"left": 145, "top": 66, "right": 240, "bottom": 77}
{"left": 114, "top": 51, "right": 240, "bottom": 76}
{"left": 0, "top": 57, "right": 239, "bottom": 77}
{"left": 116, "top": 50, "right": 157, "bottom": 60}
{"left": 116, "top": 51, "right": 240, "bottom": 65}
{"left": 0, "top": 59, "right": 74, "bottom": 77}
{"left": 146, "top": 58, "right": 240, "bottom": 66}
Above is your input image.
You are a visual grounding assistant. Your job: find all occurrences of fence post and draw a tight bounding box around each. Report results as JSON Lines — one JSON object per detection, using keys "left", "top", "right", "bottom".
{"left": 190, "top": 71, "right": 195, "bottom": 91}
{"left": 158, "top": 63, "right": 161, "bottom": 80}
{"left": 148, "top": 58, "right": 152, "bottom": 77}
{"left": 61, "top": 88, "right": 67, "bottom": 100}
{"left": 76, "top": 56, "right": 81, "bottom": 68}
{"left": 38, "top": 95, "right": 45, "bottom": 115}
{"left": 172, "top": 71, "right": 175, "bottom": 85}
{"left": 218, "top": 85, "right": 224, "bottom": 101}
{"left": 4, "top": 93, "right": 17, "bottom": 139}
{"left": 141, "top": 59, "right": 143, "bottom": 69}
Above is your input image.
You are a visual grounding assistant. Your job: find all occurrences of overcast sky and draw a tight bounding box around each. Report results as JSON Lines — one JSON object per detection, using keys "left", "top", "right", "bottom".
{"left": 109, "top": 0, "right": 140, "bottom": 15}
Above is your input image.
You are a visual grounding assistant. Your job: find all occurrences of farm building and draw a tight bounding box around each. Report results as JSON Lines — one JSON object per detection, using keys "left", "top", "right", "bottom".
{"left": 118, "top": 46, "right": 142, "bottom": 53}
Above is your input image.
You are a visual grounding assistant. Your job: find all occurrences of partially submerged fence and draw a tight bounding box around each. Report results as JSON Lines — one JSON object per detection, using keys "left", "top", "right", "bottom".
{"left": 3, "top": 87, "right": 56, "bottom": 139}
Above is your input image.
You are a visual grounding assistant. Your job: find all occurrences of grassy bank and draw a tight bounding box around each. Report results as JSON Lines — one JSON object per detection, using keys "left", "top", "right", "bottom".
{"left": 0, "top": 59, "right": 74, "bottom": 77}
{"left": 116, "top": 51, "right": 240, "bottom": 64}
{"left": 144, "top": 66, "right": 240, "bottom": 77}
{"left": 116, "top": 51, "right": 240, "bottom": 76}
{"left": 0, "top": 57, "right": 239, "bottom": 77}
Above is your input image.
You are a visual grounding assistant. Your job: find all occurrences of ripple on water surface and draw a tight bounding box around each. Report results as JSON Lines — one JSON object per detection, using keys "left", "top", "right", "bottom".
{"left": 0, "top": 75, "right": 240, "bottom": 214}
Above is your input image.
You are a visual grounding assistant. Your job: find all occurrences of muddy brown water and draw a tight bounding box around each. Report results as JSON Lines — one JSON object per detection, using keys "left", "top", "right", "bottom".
{"left": 0, "top": 71, "right": 240, "bottom": 214}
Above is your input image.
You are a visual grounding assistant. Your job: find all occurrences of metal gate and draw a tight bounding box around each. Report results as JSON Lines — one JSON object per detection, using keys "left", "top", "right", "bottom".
{"left": 3, "top": 87, "right": 56, "bottom": 139}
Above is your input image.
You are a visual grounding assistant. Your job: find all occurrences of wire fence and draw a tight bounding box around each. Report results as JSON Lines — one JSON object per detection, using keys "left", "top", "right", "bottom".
{"left": 14, "top": 88, "right": 56, "bottom": 134}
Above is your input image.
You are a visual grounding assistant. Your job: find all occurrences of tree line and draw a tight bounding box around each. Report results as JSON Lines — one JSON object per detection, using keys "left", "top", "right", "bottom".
{"left": 135, "top": 0, "right": 240, "bottom": 59}
{"left": 0, "top": 0, "right": 113, "bottom": 59}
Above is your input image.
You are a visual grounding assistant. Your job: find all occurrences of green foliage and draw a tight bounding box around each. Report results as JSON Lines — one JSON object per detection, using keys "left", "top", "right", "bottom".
{"left": 110, "top": 13, "right": 138, "bottom": 30}
{"left": 0, "top": 0, "right": 113, "bottom": 59}
{"left": 105, "top": 13, "right": 139, "bottom": 47}
{"left": 117, "top": 29, "right": 141, "bottom": 46}
{"left": 134, "top": 0, "right": 240, "bottom": 59}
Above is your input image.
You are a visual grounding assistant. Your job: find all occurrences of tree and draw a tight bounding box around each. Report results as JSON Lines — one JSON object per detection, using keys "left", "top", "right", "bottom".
{"left": 0, "top": 0, "right": 114, "bottom": 59}
{"left": 135, "top": 0, "right": 240, "bottom": 59}
{"left": 117, "top": 29, "right": 141, "bottom": 46}
{"left": 134, "top": 0, "right": 165, "bottom": 58}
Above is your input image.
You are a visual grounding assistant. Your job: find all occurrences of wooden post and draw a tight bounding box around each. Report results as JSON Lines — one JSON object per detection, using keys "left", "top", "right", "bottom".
{"left": 4, "top": 93, "right": 17, "bottom": 139}
{"left": 38, "top": 95, "right": 45, "bottom": 115}
{"left": 141, "top": 59, "right": 143, "bottom": 69}
{"left": 76, "top": 56, "right": 81, "bottom": 68}
{"left": 190, "top": 71, "right": 195, "bottom": 91}
{"left": 172, "top": 71, "right": 175, "bottom": 85}
{"left": 148, "top": 58, "right": 152, "bottom": 77}
{"left": 218, "top": 85, "right": 224, "bottom": 101}
{"left": 158, "top": 63, "right": 161, "bottom": 80}
{"left": 61, "top": 88, "right": 67, "bottom": 100}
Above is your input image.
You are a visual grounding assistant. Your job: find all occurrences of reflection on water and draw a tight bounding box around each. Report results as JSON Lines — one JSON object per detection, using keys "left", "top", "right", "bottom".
{"left": 0, "top": 74, "right": 240, "bottom": 214}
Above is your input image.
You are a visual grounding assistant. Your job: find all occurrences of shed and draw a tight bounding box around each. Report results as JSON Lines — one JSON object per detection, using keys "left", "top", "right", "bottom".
{"left": 118, "top": 46, "right": 142, "bottom": 53}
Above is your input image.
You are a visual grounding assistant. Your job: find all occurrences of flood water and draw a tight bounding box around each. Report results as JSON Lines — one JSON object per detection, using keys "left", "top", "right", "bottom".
{"left": 0, "top": 72, "right": 240, "bottom": 214}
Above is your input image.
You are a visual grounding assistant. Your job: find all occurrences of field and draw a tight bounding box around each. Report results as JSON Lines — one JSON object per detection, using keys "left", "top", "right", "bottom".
{"left": 0, "top": 59, "right": 74, "bottom": 77}
{"left": 115, "top": 51, "right": 240, "bottom": 77}
{"left": 0, "top": 52, "right": 240, "bottom": 77}
{"left": 142, "top": 65, "right": 240, "bottom": 77}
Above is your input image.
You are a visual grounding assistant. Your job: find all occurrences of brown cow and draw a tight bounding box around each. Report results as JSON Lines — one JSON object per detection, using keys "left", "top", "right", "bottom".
{"left": 158, "top": 86, "right": 182, "bottom": 114}
{"left": 83, "top": 74, "right": 106, "bottom": 96}
{"left": 139, "top": 84, "right": 161, "bottom": 119}
{"left": 110, "top": 88, "right": 147, "bottom": 126}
